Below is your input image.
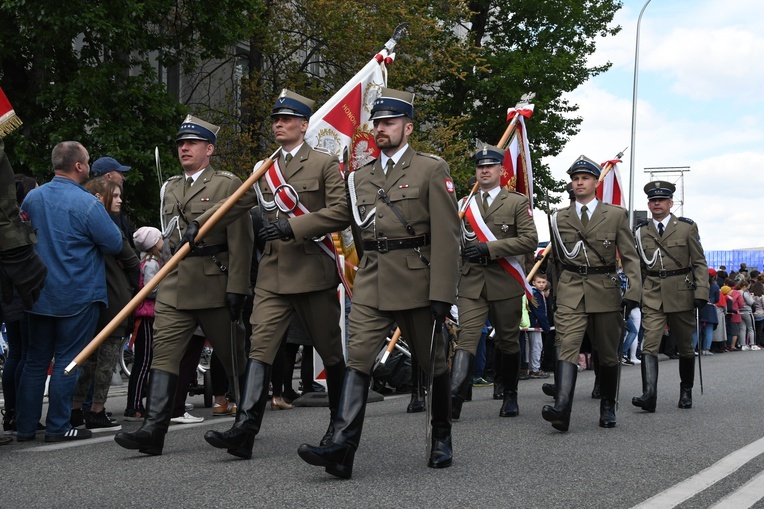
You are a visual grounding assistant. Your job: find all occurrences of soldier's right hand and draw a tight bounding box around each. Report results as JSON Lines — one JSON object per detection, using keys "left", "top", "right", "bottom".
{"left": 0, "top": 244, "right": 48, "bottom": 309}
{"left": 178, "top": 221, "right": 200, "bottom": 250}
{"left": 621, "top": 298, "right": 639, "bottom": 315}
{"left": 463, "top": 242, "right": 489, "bottom": 263}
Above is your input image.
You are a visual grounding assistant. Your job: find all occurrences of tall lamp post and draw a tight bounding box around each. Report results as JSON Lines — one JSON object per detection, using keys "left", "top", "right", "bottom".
{"left": 628, "top": 0, "right": 654, "bottom": 228}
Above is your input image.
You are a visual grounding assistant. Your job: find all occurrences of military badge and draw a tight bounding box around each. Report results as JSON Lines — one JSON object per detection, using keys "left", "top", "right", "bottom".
{"left": 445, "top": 179, "right": 454, "bottom": 193}
{"left": 501, "top": 224, "right": 509, "bottom": 233}
{"left": 603, "top": 239, "right": 611, "bottom": 248}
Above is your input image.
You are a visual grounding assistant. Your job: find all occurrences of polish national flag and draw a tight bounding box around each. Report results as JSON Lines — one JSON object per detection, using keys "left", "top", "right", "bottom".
{"left": 596, "top": 159, "right": 625, "bottom": 207}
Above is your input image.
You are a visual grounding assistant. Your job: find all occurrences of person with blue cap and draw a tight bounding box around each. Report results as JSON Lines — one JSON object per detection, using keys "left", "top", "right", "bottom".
{"left": 298, "top": 87, "right": 460, "bottom": 477}
{"left": 631, "top": 180, "right": 709, "bottom": 412}
{"left": 115, "top": 114, "right": 253, "bottom": 456}
{"left": 201, "top": 89, "right": 350, "bottom": 461}
{"left": 542, "top": 154, "right": 641, "bottom": 432}
{"left": 451, "top": 144, "right": 538, "bottom": 422}
{"left": 91, "top": 156, "right": 131, "bottom": 186}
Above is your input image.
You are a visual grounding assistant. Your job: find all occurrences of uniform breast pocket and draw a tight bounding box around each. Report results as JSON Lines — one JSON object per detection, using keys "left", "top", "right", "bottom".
{"left": 596, "top": 232, "right": 616, "bottom": 251}
{"left": 667, "top": 239, "right": 687, "bottom": 248}
{"left": 356, "top": 194, "right": 375, "bottom": 217}
{"left": 290, "top": 179, "right": 321, "bottom": 207}
{"left": 163, "top": 202, "right": 176, "bottom": 216}
{"left": 493, "top": 215, "right": 515, "bottom": 237}
{"left": 387, "top": 187, "right": 421, "bottom": 223}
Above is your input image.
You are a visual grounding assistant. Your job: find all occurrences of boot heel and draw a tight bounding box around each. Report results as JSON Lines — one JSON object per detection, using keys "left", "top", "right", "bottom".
{"left": 228, "top": 433, "right": 255, "bottom": 459}
{"left": 138, "top": 443, "right": 164, "bottom": 456}
{"left": 325, "top": 455, "right": 354, "bottom": 479}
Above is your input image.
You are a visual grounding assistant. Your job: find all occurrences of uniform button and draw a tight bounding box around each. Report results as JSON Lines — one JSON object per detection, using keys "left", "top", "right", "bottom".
{"left": 378, "top": 213, "right": 383, "bottom": 218}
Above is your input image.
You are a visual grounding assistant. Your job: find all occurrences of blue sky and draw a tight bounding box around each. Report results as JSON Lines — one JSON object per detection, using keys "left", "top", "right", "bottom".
{"left": 539, "top": 0, "right": 764, "bottom": 250}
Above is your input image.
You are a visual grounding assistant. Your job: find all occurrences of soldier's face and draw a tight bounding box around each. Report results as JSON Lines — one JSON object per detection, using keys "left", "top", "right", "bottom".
{"left": 570, "top": 173, "right": 597, "bottom": 201}
{"left": 373, "top": 117, "right": 413, "bottom": 154}
{"left": 475, "top": 163, "right": 501, "bottom": 190}
{"left": 272, "top": 115, "right": 307, "bottom": 149}
{"left": 648, "top": 197, "right": 673, "bottom": 220}
{"left": 177, "top": 139, "right": 213, "bottom": 174}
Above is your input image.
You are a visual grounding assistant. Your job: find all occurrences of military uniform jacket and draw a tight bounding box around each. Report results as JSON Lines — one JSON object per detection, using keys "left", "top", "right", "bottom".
{"left": 0, "top": 140, "right": 36, "bottom": 251}
{"left": 635, "top": 213, "right": 709, "bottom": 313}
{"left": 459, "top": 189, "right": 538, "bottom": 300}
{"left": 256, "top": 143, "right": 349, "bottom": 295}
{"left": 158, "top": 166, "right": 253, "bottom": 310}
{"left": 552, "top": 202, "right": 641, "bottom": 313}
{"left": 349, "top": 146, "right": 459, "bottom": 311}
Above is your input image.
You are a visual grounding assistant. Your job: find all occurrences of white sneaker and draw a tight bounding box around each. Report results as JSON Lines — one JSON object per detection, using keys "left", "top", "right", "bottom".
{"left": 741, "top": 345, "right": 751, "bottom": 351}
{"left": 630, "top": 357, "right": 641, "bottom": 364}
{"left": 170, "top": 412, "right": 204, "bottom": 424}
{"left": 751, "top": 345, "right": 761, "bottom": 351}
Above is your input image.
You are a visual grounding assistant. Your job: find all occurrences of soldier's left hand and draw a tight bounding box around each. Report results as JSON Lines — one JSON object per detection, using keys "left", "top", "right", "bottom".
{"left": 225, "top": 292, "right": 247, "bottom": 321}
{"left": 179, "top": 221, "right": 200, "bottom": 250}
{"left": 431, "top": 300, "right": 451, "bottom": 327}
{"left": 694, "top": 298, "right": 708, "bottom": 309}
{"left": 259, "top": 218, "right": 293, "bottom": 241}
{"left": 463, "top": 242, "right": 489, "bottom": 262}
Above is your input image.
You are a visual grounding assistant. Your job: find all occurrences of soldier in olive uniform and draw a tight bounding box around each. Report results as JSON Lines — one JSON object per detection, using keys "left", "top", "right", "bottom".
{"left": 632, "top": 181, "right": 708, "bottom": 412}
{"left": 542, "top": 155, "right": 641, "bottom": 431}
{"left": 452, "top": 145, "right": 537, "bottom": 421}
{"left": 203, "top": 90, "right": 349, "bottom": 460}
{"left": 298, "top": 88, "right": 460, "bottom": 478}
{"left": 115, "top": 115, "right": 253, "bottom": 456}
{"left": 0, "top": 91, "right": 47, "bottom": 311}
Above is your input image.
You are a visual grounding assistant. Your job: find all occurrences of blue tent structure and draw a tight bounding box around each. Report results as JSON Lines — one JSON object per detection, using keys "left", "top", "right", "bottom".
{"left": 704, "top": 250, "right": 764, "bottom": 272}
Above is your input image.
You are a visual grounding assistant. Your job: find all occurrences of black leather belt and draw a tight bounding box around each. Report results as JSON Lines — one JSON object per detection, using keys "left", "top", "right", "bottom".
{"left": 646, "top": 267, "right": 691, "bottom": 278}
{"left": 471, "top": 257, "right": 495, "bottom": 266}
{"left": 187, "top": 244, "right": 228, "bottom": 257}
{"left": 363, "top": 233, "right": 430, "bottom": 253}
{"left": 562, "top": 263, "right": 616, "bottom": 275}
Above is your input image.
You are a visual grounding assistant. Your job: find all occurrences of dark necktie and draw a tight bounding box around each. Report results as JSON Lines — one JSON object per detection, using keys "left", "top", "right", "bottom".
{"left": 184, "top": 176, "right": 193, "bottom": 197}
{"left": 658, "top": 222, "right": 664, "bottom": 236}
{"left": 581, "top": 205, "right": 589, "bottom": 227}
{"left": 385, "top": 159, "right": 394, "bottom": 175}
{"left": 285, "top": 153, "right": 293, "bottom": 164}
{"left": 482, "top": 192, "right": 490, "bottom": 214}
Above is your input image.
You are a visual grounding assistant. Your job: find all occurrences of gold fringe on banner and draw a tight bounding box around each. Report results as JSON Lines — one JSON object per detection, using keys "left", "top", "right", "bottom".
{"left": 0, "top": 113, "right": 22, "bottom": 138}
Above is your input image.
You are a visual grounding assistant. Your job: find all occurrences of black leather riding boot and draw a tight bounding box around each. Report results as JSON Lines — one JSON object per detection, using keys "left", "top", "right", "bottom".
{"left": 499, "top": 352, "right": 520, "bottom": 417}
{"left": 632, "top": 355, "right": 658, "bottom": 413}
{"left": 591, "top": 349, "right": 601, "bottom": 399}
{"left": 429, "top": 370, "right": 453, "bottom": 468}
{"left": 450, "top": 350, "right": 473, "bottom": 420}
{"left": 115, "top": 369, "right": 178, "bottom": 455}
{"left": 320, "top": 361, "right": 347, "bottom": 445}
{"left": 407, "top": 358, "right": 426, "bottom": 413}
{"left": 203, "top": 359, "right": 271, "bottom": 459}
{"left": 598, "top": 364, "right": 618, "bottom": 428}
{"left": 297, "top": 368, "right": 370, "bottom": 479}
{"left": 678, "top": 356, "right": 694, "bottom": 409}
{"left": 542, "top": 346, "right": 560, "bottom": 398}
{"left": 541, "top": 361, "right": 578, "bottom": 432}
{"left": 493, "top": 349, "right": 504, "bottom": 400}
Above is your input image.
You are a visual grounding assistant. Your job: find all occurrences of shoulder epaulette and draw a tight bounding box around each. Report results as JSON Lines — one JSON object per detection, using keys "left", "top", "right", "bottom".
{"left": 312, "top": 146, "right": 332, "bottom": 156}
{"left": 509, "top": 190, "right": 526, "bottom": 197}
{"left": 416, "top": 151, "right": 442, "bottom": 161}
{"left": 633, "top": 219, "right": 650, "bottom": 232}
{"left": 360, "top": 157, "right": 377, "bottom": 168}
{"left": 678, "top": 217, "right": 694, "bottom": 225}
{"left": 213, "top": 170, "right": 236, "bottom": 179}
{"left": 167, "top": 174, "right": 183, "bottom": 181}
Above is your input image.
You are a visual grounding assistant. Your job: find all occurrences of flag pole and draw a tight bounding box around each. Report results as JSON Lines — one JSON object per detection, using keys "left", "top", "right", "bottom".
{"left": 65, "top": 148, "right": 281, "bottom": 375}
{"left": 597, "top": 147, "right": 628, "bottom": 183}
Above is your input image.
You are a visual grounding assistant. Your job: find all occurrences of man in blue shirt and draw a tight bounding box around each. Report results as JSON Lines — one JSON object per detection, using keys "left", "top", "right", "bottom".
{"left": 16, "top": 141, "right": 123, "bottom": 442}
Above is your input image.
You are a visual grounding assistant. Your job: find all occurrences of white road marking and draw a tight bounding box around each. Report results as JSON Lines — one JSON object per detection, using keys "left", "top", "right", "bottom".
{"left": 631, "top": 435, "right": 764, "bottom": 509}
{"left": 708, "top": 470, "right": 764, "bottom": 509}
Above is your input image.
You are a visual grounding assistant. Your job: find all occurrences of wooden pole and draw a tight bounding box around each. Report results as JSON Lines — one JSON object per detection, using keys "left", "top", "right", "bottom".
{"left": 65, "top": 148, "right": 281, "bottom": 375}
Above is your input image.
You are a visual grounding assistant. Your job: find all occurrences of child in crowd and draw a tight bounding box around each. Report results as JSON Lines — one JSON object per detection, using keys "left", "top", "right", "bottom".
{"left": 527, "top": 273, "right": 551, "bottom": 379}
{"left": 124, "top": 227, "right": 163, "bottom": 421}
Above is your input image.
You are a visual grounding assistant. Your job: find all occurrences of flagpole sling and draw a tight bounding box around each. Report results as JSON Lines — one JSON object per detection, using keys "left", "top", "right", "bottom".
{"left": 65, "top": 148, "right": 282, "bottom": 375}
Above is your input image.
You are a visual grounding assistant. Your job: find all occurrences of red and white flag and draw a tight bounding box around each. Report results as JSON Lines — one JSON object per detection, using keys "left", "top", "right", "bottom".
{"left": 502, "top": 105, "right": 534, "bottom": 211}
{"left": 595, "top": 159, "right": 625, "bottom": 207}
{"left": 305, "top": 51, "right": 392, "bottom": 175}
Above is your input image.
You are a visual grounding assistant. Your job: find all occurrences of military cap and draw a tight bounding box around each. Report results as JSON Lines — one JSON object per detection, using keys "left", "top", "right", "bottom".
{"left": 370, "top": 88, "right": 415, "bottom": 120}
{"left": 271, "top": 89, "right": 315, "bottom": 119}
{"left": 565, "top": 182, "right": 575, "bottom": 200}
{"left": 644, "top": 180, "right": 675, "bottom": 200}
{"left": 567, "top": 154, "right": 601, "bottom": 178}
{"left": 473, "top": 144, "right": 504, "bottom": 167}
{"left": 176, "top": 115, "right": 220, "bottom": 145}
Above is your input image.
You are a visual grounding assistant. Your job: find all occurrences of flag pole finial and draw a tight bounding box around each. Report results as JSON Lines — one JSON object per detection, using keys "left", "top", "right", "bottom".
{"left": 385, "top": 23, "right": 409, "bottom": 52}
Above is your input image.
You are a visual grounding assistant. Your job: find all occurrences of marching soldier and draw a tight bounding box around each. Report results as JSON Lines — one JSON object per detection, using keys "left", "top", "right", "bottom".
{"left": 542, "top": 155, "right": 641, "bottom": 431}
{"left": 297, "top": 88, "right": 460, "bottom": 478}
{"left": 115, "top": 115, "right": 252, "bottom": 455}
{"left": 632, "top": 181, "right": 708, "bottom": 412}
{"left": 202, "top": 90, "right": 349, "bottom": 459}
{"left": 452, "top": 145, "right": 537, "bottom": 420}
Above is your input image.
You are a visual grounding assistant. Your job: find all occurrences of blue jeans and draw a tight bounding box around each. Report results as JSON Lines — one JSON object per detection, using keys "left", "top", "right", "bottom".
{"left": 622, "top": 317, "right": 638, "bottom": 357}
{"left": 15, "top": 304, "right": 99, "bottom": 438}
{"left": 701, "top": 323, "right": 715, "bottom": 351}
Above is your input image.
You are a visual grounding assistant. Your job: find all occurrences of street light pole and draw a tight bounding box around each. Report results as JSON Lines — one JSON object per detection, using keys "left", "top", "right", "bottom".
{"left": 628, "top": 0, "right": 654, "bottom": 228}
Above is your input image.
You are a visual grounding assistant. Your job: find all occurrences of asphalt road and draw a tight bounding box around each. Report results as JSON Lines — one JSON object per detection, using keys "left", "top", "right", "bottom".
{"left": 3, "top": 350, "right": 764, "bottom": 509}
